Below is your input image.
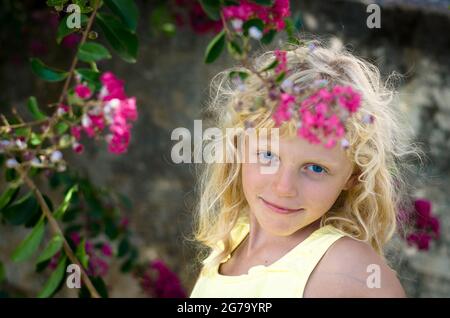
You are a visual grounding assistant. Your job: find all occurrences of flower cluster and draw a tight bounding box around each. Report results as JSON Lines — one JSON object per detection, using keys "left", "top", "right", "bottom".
{"left": 273, "top": 83, "right": 362, "bottom": 149}
{"left": 49, "top": 232, "right": 113, "bottom": 277}
{"left": 406, "top": 199, "right": 440, "bottom": 251}
{"left": 222, "top": 0, "right": 291, "bottom": 32}
{"left": 139, "top": 259, "right": 186, "bottom": 298}
{"left": 274, "top": 49, "right": 287, "bottom": 74}
{"left": 71, "top": 71, "right": 138, "bottom": 154}
{"left": 172, "top": 0, "right": 223, "bottom": 34}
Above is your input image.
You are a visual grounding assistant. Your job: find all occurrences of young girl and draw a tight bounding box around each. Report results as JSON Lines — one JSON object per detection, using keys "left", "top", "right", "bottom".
{"left": 189, "top": 38, "right": 417, "bottom": 298}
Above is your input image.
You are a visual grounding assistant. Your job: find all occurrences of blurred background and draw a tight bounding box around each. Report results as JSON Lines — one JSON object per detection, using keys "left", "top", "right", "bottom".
{"left": 0, "top": 0, "right": 449, "bottom": 297}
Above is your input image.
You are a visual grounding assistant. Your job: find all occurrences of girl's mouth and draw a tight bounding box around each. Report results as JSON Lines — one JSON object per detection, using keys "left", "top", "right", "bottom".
{"left": 258, "top": 196, "right": 304, "bottom": 215}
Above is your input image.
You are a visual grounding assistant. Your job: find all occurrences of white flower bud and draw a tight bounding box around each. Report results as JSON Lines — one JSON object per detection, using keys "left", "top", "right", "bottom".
{"left": 248, "top": 26, "right": 263, "bottom": 40}
{"left": 30, "top": 157, "right": 41, "bottom": 167}
{"left": 81, "top": 114, "right": 92, "bottom": 128}
{"left": 6, "top": 158, "right": 18, "bottom": 168}
{"left": 231, "top": 19, "right": 243, "bottom": 31}
{"left": 281, "top": 79, "right": 294, "bottom": 92}
{"left": 341, "top": 138, "right": 350, "bottom": 149}
{"left": 16, "top": 139, "right": 27, "bottom": 150}
{"left": 50, "top": 150, "right": 63, "bottom": 163}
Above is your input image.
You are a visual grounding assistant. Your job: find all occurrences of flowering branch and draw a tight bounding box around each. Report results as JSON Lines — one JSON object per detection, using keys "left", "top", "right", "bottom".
{"left": 16, "top": 165, "right": 101, "bottom": 298}
{"left": 0, "top": 0, "right": 140, "bottom": 298}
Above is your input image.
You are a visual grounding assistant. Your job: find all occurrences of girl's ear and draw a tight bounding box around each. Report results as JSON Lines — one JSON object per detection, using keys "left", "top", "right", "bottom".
{"left": 343, "top": 173, "right": 359, "bottom": 191}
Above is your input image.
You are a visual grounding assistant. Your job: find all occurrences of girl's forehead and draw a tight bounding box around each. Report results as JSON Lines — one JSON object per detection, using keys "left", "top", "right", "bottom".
{"left": 248, "top": 133, "right": 351, "bottom": 164}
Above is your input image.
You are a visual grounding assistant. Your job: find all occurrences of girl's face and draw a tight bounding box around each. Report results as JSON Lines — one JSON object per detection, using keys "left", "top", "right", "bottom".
{"left": 241, "top": 133, "right": 355, "bottom": 236}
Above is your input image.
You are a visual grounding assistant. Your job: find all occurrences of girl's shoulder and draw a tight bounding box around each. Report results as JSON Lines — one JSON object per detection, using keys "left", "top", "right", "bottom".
{"left": 304, "top": 236, "right": 407, "bottom": 297}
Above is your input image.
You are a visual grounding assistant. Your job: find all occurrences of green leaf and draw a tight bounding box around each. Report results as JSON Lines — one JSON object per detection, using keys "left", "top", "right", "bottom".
{"left": 96, "top": 13, "right": 138, "bottom": 63}
{"left": 55, "top": 122, "right": 69, "bottom": 135}
{"left": 15, "top": 127, "right": 31, "bottom": 138}
{"left": 199, "top": 0, "right": 221, "bottom": 21}
{"left": 76, "top": 238, "right": 89, "bottom": 268}
{"left": 54, "top": 184, "right": 79, "bottom": 219}
{"left": 46, "top": 0, "right": 69, "bottom": 6}
{"left": 261, "top": 29, "right": 276, "bottom": 44}
{"left": 229, "top": 71, "right": 249, "bottom": 81}
{"left": 261, "top": 59, "right": 278, "bottom": 72}
{"left": 79, "top": 276, "right": 108, "bottom": 298}
{"left": 104, "top": 0, "right": 139, "bottom": 31}
{"left": 73, "top": 0, "right": 94, "bottom": 14}
{"left": 243, "top": 18, "right": 264, "bottom": 36}
{"left": 75, "top": 68, "right": 100, "bottom": 83}
{"left": 38, "top": 255, "right": 67, "bottom": 298}
{"left": 0, "top": 184, "right": 20, "bottom": 211}
{"left": 37, "top": 235, "right": 64, "bottom": 264}
{"left": 0, "top": 261, "right": 5, "bottom": 284}
{"left": 120, "top": 248, "right": 137, "bottom": 273}
{"left": 1, "top": 192, "right": 39, "bottom": 226}
{"left": 249, "top": 0, "right": 274, "bottom": 6}
{"left": 36, "top": 258, "right": 52, "bottom": 273}
{"left": 56, "top": 14, "right": 88, "bottom": 44}
{"left": 30, "top": 58, "right": 68, "bottom": 82}
{"left": 78, "top": 42, "right": 112, "bottom": 62}
{"left": 27, "top": 97, "right": 47, "bottom": 120}
{"left": 117, "top": 237, "right": 130, "bottom": 257}
{"left": 11, "top": 218, "right": 46, "bottom": 262}
{"left": 284, "top": 18, "right": 300, "bottom": 45}
{"left": 149, "top": 5, "right": 177, "bottom": 36}
{"left": 30, "top": 133, "right": 42, "bottom": 146}
{"left": 275, "top": 72, "right": 286, "bottom": 84}
{"left": 204, "top": 30, "right": 226, "bottom": 64}
{"left": 104, "top": 218, "right": 119, "bottom": 240}
{"left": 227, "top": 40, "right": 242, "bottom": 57}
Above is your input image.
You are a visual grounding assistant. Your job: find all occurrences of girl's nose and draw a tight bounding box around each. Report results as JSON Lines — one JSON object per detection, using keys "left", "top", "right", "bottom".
{"left": 272, "top": 166, "right": 298, "bottom": 197}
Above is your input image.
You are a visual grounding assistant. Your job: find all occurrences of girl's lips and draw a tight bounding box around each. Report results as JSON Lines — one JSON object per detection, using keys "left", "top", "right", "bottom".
{"left": 259, "top": 196, "right": 303, "bottom": 214}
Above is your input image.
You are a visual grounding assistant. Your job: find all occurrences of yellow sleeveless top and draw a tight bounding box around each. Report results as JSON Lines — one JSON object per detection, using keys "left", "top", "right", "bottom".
{"left": 190, "top": 218, "right": 348, "bottom": 298}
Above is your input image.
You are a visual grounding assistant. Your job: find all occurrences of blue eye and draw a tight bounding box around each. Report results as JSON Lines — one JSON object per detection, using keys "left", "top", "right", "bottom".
{"left": 306, "top": 164, "right": 326, "bottom": 174}
{"left": 258, "top": 151, "right": 277, "bottom": 163}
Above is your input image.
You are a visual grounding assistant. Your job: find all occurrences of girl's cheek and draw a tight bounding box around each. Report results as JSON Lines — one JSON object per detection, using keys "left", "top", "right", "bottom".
{"left": 242, "top": 163, "right": 269, "bottom": 191}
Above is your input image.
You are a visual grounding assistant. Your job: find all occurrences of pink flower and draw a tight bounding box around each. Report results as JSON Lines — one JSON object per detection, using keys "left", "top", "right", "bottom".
{"left": 140, "top": 259, "right": 186, "bottom": 298}
{"left": 70, "top": 72, "right": 138, "bottom": 155}
{"left": 75, "top": 83, "right": 92, "bottom": 99}
{"left": 72, "top": 142, "right": 84, "bottom": 154}
{"left": 405, "top": 198, "right": 441, "bottom": 251}
{"left": 274, "top": 49, "right": 287, "bottom": 74}
{"left": 71, "top": 126, "right": 82, "bottom": 140}
{"left": 333, "top": 85, "right": 361, "bottom": 113}
{"left": 57, "top": 104, "right": 70, "bottom": 116}
{"left": 407, "top": 233, "right": 432, "bottom": 251}
{"left": 101, "top": 243, "right": 113, "bottom": 257}
{"left": 100, "top": 72, "right": 126, "bottom": 101}
{"left": 273, "top": 93, "right": 295, "bottom": 126}
{"left": 69, "top": 232, "right": 81, "bottom": 246}
{"left": 119, "top": 98, "right": 138, "bottom": 121}
{"left": 222, "top": 0, "right": 290, "bottom": 32}
{"left": 61, "top": 33, "right": 82, "bottom": 49}
{"left": 120, "top": 217, "right": 130, "bottom": 229}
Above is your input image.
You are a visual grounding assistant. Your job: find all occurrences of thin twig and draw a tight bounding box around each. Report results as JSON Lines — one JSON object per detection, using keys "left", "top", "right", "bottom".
{"left": 17, "top": 166, "right": 101, "bottom": 298}
{"left": 19, "top": 0, "right": 100, "bottom": 178}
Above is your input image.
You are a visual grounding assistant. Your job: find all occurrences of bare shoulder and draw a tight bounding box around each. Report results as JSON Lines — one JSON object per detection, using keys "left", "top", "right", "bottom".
{"left": 303, "top": 236, "right": 407, "bottom": 298}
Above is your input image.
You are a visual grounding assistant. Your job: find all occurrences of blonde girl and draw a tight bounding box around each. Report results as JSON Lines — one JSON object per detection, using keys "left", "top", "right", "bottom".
{"left": 190, "top": 37, "right": 418, "bottom": 298}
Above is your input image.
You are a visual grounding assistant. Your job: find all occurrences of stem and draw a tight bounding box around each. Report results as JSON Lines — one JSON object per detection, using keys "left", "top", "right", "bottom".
{"left": 16, "top": 0, "right": 100, "bottom": 178}
{"left": 58, "top": 1, "right": 100, "bottom": 106}
{"left": 42, "top": 0, "right": 100, "bottom": 142}
{"left": 17, "top": 166, "right": 101, "bottom": 298}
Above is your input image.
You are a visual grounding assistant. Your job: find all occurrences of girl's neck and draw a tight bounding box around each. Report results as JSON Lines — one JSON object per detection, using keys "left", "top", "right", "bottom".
{"left": 242, "top": 216, "right": 322, "bottom": 259}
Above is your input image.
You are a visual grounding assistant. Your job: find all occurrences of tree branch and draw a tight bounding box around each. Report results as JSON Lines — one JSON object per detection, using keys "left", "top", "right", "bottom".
{"left": 17, "top": 166, "right": 101, "bottom": 298}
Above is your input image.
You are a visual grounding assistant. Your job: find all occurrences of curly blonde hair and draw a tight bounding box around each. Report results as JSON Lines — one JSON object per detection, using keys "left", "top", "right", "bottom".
{"left": 192, "top": 36, "right": 421, "bottom": 270}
